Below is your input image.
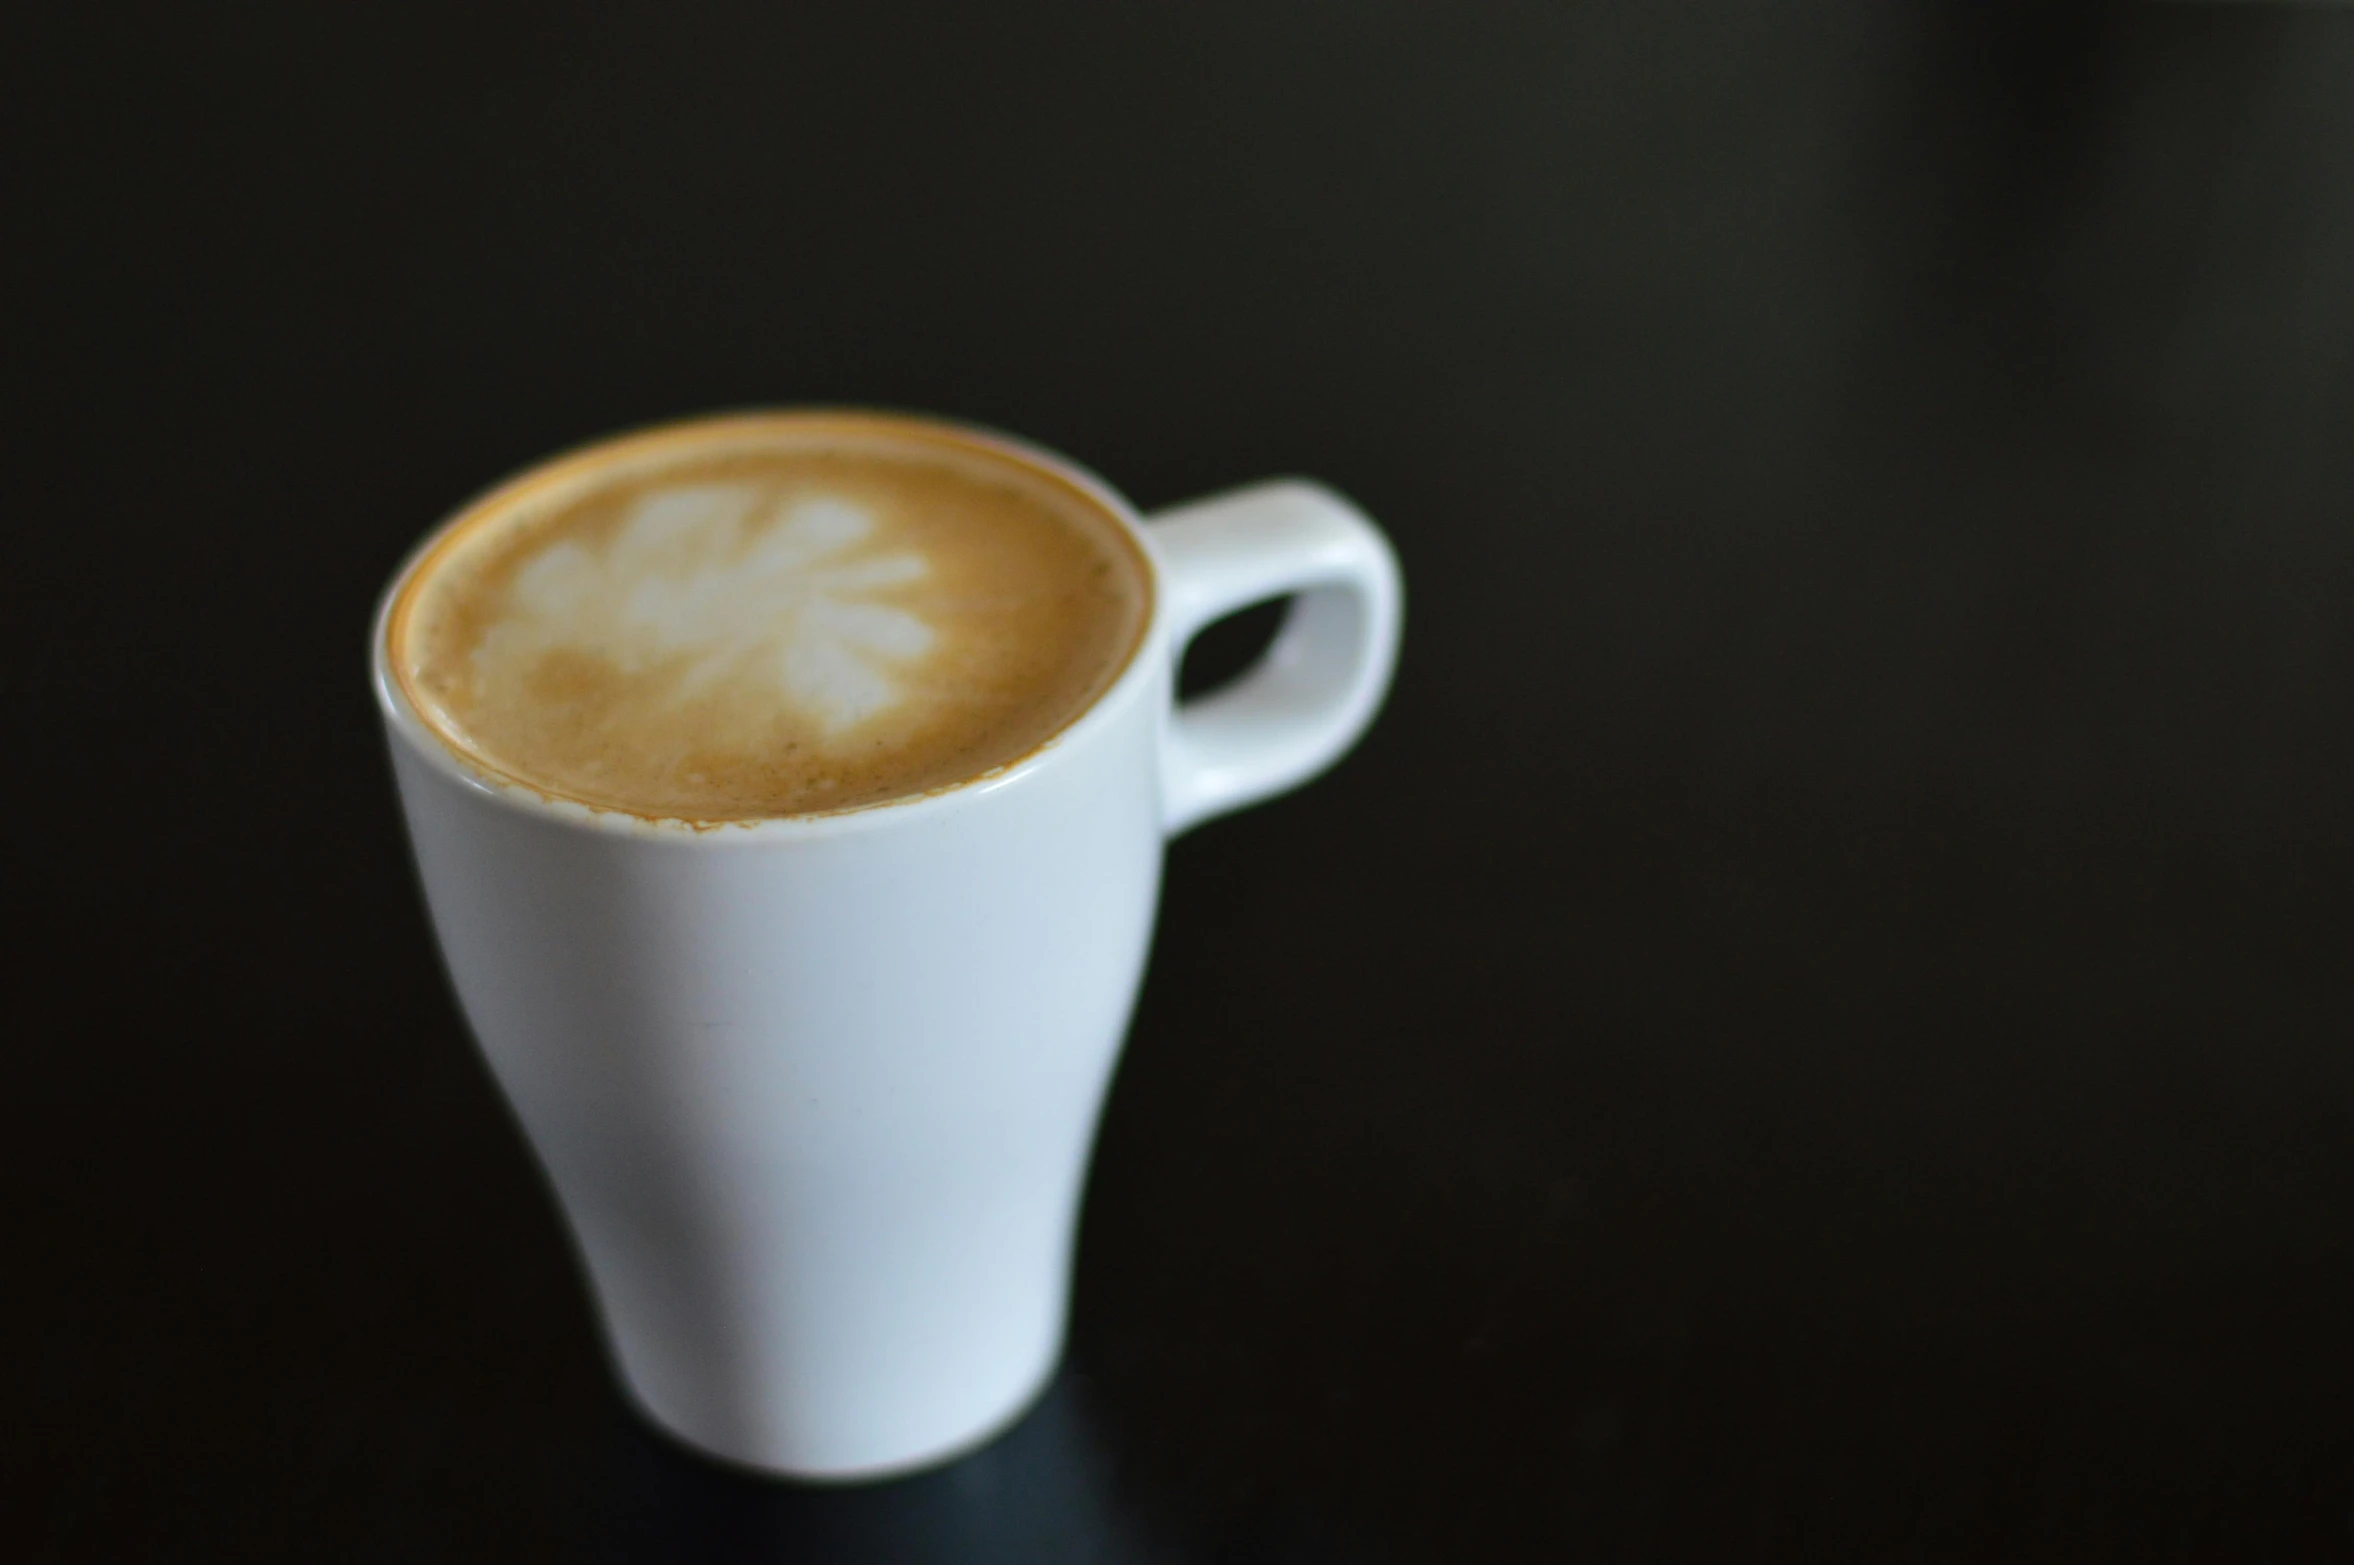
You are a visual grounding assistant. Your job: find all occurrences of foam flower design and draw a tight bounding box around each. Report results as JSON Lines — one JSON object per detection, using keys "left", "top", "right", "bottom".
{"left": 495, "top": 483, "right": 935, "bottom": 731}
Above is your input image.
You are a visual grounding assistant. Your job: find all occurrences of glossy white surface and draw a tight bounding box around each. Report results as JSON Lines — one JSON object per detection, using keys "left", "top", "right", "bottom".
{"left": 375, "top": 432, "right": 1400, "bottom": 1480}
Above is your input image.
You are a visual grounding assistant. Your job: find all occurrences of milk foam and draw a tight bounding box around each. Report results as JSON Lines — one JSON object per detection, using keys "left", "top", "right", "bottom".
{"left": 488, "top": 484, "right": 937, "bottom": 733}
{"left": 392, "top": 417, "right": 1150, "bottom": 821}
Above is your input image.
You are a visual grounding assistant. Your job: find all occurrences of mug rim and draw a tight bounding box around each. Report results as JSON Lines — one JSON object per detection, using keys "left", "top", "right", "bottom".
{"left": 370, "top": 406, "right": 1166, "bottom": 842}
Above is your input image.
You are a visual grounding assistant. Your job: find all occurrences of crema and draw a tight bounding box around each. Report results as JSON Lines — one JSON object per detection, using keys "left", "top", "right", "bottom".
{"left": 388, "top": 413, "right": 1151, "bottom": 820}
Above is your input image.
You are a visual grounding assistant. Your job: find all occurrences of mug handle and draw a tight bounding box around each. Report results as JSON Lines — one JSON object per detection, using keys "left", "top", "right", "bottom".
{"left": 1145, "top": 480, "right": 1403, "bottom": 837}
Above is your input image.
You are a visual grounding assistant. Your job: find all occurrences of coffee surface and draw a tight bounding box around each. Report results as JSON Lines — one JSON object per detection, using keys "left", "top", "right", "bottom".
{"left": 390, "top": 415, "right": 1149, "bottom": 820}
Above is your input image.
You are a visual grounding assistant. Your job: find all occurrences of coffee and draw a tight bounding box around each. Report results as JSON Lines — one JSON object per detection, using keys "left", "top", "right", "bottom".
{"left": 388, "top": 412, "right": 1151, "bottom": 821}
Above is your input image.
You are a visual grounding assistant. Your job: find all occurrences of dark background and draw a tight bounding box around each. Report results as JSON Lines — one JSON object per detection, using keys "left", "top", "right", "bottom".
{"left": 9, "top": 3, "right": 2354, "bottom": 1559}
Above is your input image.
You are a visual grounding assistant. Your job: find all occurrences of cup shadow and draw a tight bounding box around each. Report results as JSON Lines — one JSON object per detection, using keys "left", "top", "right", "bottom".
{"left": 589, "top": 1368, "right": 1158, "bottom": 1565}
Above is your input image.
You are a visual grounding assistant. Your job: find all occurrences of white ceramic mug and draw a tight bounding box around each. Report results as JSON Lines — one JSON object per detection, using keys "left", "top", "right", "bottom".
{"left": 372, "top": 412, "right": 1402, "bottom": 1480}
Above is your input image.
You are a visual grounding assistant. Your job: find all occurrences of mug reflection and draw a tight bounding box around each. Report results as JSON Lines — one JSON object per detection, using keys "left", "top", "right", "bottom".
{"left": 597, "top": 1369, "right": 1153, "bottom": 1564}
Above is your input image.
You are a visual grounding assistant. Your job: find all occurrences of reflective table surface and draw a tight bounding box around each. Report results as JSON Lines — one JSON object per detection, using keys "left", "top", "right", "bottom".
{"left": 13, "top": 3, "right": 2354, "bottom": 1558}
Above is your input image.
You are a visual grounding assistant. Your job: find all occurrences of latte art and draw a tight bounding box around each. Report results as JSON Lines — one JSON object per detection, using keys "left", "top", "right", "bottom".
{"left": 490, "top": 486, "right": 936, "bottom": 733}
{"left": 389, "top": 414, "right": 1151, "bottom": 820}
